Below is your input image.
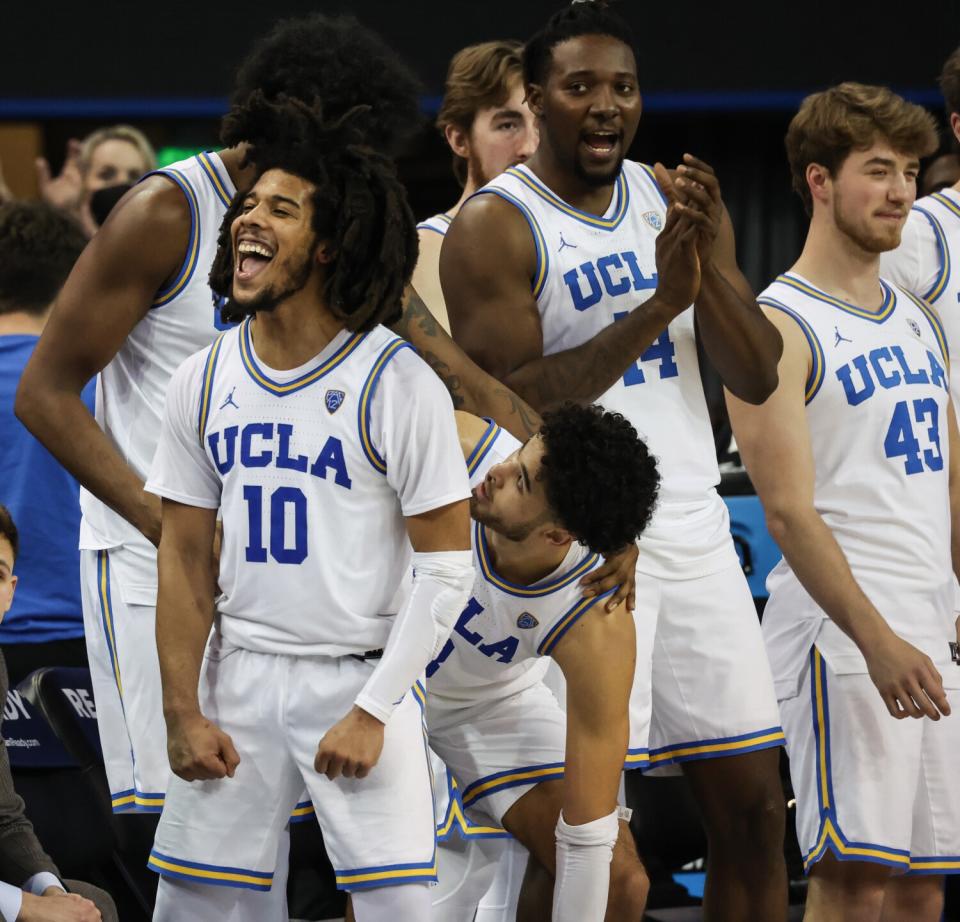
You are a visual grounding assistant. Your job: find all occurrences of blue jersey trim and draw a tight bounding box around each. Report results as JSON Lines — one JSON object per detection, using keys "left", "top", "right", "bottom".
{"left": 239, "top": 319, "right": 367, "bottom": 397}
{"left": 641, "top": 726, "right": 785, "bottom": 771}
{"left": 758, "top": 297, "right": 825, "bottom": 404}
{"left": 899, "top": 287, "right": 950, "bottom": 367}
{"left": 357, "top": 338, "right": 415, "bottom": 474}
{"left": 460, "top": 761, "right": 566, "bottom": 808}
{"left": 637, "top": 163, "right": 669, "bottom": 208}
{"left": 537, "top": 587, "right": 618, "bottom": 656}
{"left": 777, "top": 274, "right": 896, "bottom": 323}
{"left": 146, "top": 168, "right": 200, "bottom": 308}
{"left": 197, "top": 333, "right": 228, "bottom": 444}
{"left": 148, "top": 849, "right": 274, "bottom": 890}
{"left": 334, "top": 853, "right": 437, "bottom": 892}
{"left": 912, "top": 206, "right": 950, "bottom": 304}
{"left": 475, "top": 521, "right": 600, "bottom": 598}
{"left": 196, "top": 151, "right": 233, "bottom": 208}
{"left": 503, "top": 165, "right": 630, "bottom": 231}
{"left": 465, "top": 418, "right": 502, "bottom": 477}
{"left": 473, "top": 188, "right": 549, "bottom": 299}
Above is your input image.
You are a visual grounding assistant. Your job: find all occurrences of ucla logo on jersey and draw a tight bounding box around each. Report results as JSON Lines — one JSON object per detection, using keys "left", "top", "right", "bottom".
{"left": 563, "top": 250, "right": 658, "bottom": 312}
{"left": 516, "top": 612, "right": 539, "bottom": 630}
{"left": 325, "top": 389, "right": 345, "bottom": 414}
{"left": 642, "top": 211, "right": 663, "bottom": 231}
{"left": 907, "top": 318, "right": 922, "bottom": 338}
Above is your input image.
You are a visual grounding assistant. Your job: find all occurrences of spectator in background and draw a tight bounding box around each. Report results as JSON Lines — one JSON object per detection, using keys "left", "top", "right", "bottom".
{"left": 0, "top": 504, "right": 116, "bottom": 922}
{"left": 0, "top": 202, "right": 92, "bottom": 687}
{"left": 921, "top": 151, "right": 960, "bottom": 196}
{"left": 36, "top": 126, "right": 156, "bottom": 237}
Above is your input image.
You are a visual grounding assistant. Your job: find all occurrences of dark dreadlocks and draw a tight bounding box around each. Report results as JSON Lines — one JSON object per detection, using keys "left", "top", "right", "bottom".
{"left": 210, "top": 92, "right": 418, "bottom": 333}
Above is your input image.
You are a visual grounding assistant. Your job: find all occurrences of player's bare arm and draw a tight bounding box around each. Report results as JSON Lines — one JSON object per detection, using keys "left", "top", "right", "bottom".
{"left": 392, "top": 286, "right": 541, "bottom": 440}
{"left": 727, "top": 308, "right": 950, "bottom": 721}
{"left": 442, "top": 187, "right": 703, "bottom": 412}
{"left": 315, "top": 498, "right": 473, "bottom": 781}
{"left": 550, "top": 600, "right": 634, "bottom": 825}
{"left": 15, "top": 178, "right": 191, "bottom": 546}
{"left": 156, "top": 498, "right": 240, "bottom": 782}
{"left": 657, "top": 155, "right": 782, "bottom": 404}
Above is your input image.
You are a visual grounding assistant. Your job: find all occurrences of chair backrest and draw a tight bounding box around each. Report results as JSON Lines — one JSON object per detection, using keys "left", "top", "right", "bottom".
{"left": 722, "top": 494, "right": 781, "bottom": 601}
{"left": 18, "top": 667, "right": 102, "bottom": 768}
{"left": 2, "top": 686, "right": 76, "bottom": 770}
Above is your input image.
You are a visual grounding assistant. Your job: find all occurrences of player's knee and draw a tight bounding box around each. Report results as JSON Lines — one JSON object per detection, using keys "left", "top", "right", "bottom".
{"left": 708, "top": 786, "right": 784, "bottom": 859}
{"left": 608, "top": 860, "right": 649, "bottom": 919}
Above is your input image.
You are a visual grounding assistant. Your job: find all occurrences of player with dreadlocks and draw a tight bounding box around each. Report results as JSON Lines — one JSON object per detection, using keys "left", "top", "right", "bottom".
{"left": 145, "top": 92, "right": 474, "bottom": 922}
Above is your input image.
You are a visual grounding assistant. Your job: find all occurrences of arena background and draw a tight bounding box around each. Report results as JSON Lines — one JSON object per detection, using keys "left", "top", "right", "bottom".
{"left": 3, "top": 0, "right": 960, "bottom": 293}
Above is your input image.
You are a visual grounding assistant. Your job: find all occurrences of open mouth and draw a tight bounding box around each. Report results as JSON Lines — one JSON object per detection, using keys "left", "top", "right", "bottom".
{"left": 581, "top": 131, "right": 620, "bottom": 158}
{"left": 236, "top": 239, "right": 275, "bottom": 282}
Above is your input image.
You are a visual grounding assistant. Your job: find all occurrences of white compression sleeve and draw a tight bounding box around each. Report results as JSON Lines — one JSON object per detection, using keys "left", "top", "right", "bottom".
{"left": 355, "top": 549, "right": 473, "bottom": 723}
{"left": 552, "top": 809, "right": 619, "bottom": 922}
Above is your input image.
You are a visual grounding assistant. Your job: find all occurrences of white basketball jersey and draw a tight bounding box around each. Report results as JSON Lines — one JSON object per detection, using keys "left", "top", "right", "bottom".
{"left": 417, "top": 213, "right": 453, "bottom": 237}
{"left": 147, "top": 320, "right": 469, "bottom": 656}
{"left": 426, "top": 421, "right": 610, "bottom": 708}
{"left": 478, "top": 163, "right": 736, "bottom": 578}
{"left": 881, "top": 187, "right": 960, "bottom": 409}
{"left": 760, "top": 273, "right": 954, "bottom": 685}
{"left": 80, "top": 152, "right": 237, "bottom": 599}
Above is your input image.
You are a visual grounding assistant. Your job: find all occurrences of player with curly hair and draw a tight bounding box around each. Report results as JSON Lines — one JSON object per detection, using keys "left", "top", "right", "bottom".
{"left": 425, "top": 404, "right": 659, "bottom": 922}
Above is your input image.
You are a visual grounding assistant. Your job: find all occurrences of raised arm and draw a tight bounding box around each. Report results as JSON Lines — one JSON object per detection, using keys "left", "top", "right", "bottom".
{"left": 441, "top": 192, "right": 702, "bottom": 413}
{"left": 548, "top": 599, "right": 635, "bottom": 922}
{"left": 15, "top": 178, "right": 191, "bottom": 545}
{"left": 661, "top": 156, "right": 782, "bottom": 404}
{"left": 156, "top": 499, "right": 239, "bottom": 781}
{"left": 727, "top": 309, "right": 948, "bottom": 720}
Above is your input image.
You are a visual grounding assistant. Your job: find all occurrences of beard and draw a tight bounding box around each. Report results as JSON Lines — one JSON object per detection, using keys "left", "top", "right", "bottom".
{"left": 467, "top": 149, "right": 492, "bottom": 190}
{"left": 832, "top": 193, "right": 904, "bottom": 254}
{"left": 470, "top": 497, "right": 543, "bottom": 542}
{"left": 223, "top": 243, "right": 316, "bottom": 319}
{"left": 572, "top": 151, "right": 625, "bottom": 189}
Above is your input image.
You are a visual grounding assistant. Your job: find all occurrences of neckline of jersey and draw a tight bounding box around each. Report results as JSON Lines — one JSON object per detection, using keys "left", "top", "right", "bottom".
{"left": 778, "top": 272, "right": 897, "bottom": 323}
{"left": 239, "top": 319, "right": 367, "bottom": 395}
{"left": 475, "top": 520, "right": 599, "bottom": 598}
{"left": 506, "top": 164, "right": 629, "bottom": 231}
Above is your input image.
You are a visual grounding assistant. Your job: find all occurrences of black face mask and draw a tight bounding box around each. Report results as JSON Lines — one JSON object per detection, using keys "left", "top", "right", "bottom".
{"left": 89, "top": 183, "right": 133, "bottom": 228}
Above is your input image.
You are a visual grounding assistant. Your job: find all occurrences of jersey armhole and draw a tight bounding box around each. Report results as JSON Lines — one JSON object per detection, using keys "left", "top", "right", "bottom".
{"left": 913, "top": 207, "right": 951, "bottom": 303}
{"left": 637, "top": 163, "right": 669, "bottom": 208}
{"left": 197, "top": 333, "right": 230, "bottom": 444}
{"left": 357, "top": 338, "right": 416, "bottom": 474}
{"left": 142, "top": 169, "right": 200, "bottom": 308}
{"left": 472, "top": 189, "right": 549, "bottom": 300}
{"left": 536, "top": 585, "right": 618, "bottom": 657}
{"left": 465, "top": 419, "right": 502, "bottom": 477}
{"left": 757, "top": 297, "right": 825, "bottom": 405}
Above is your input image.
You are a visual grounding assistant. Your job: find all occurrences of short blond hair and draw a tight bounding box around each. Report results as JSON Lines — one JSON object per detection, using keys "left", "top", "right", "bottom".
{"left": 785, "top": 82, "right": 938, "bottom": 214}
{"left": 436, "top": 41, "right": 523, "bottom": 186}
{"left": 78, "top": 124, "right": 157, "bottom": 178}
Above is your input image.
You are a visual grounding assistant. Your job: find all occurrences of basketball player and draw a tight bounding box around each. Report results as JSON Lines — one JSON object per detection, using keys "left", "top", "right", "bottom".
{"left": 440, "top": 4, "right": 787, "bottom": 919}
{"left": 146, "top": 94, "right": 474, "bottom": 922}
{"left": 411, "top": 41, "right": 538, "bottom": 330}
{"left": 13, "top": 15, "right": 426, "bottom": 821}
{"left": 428, "top": 405, "right": 657, "bottom": 922}
{"left": 727, "top": 84, "right": 960, "bottom": 922}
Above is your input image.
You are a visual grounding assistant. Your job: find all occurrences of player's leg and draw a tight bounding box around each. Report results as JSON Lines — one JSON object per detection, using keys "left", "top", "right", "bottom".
{"left": 433, "top": 833, "right": 507, "bottom": 922}
{"left": 680, "top": 747, "right": 786, "bottom": 920}
{"left": 150, "top": 645, "right": 302, "bottom": 921}
{"left": 475, "top": 837, "right": 529, "bottom": 922}
{"left": 503, "top": 780, "right": 648, "bottom": 921}
{"left": 879, "top": 875, "right": 944, "bottom": 922}
{"left": 290, "top": 660, "right": 435, "bottom": 922}
{"left": 648, "top": 564, "right": 787, "bottom": 922}
{"left": 804, "top": 854, "right": 891, "bottom": 922}
{"left": 780, "top": 649, "right": 923, "bottom": 922}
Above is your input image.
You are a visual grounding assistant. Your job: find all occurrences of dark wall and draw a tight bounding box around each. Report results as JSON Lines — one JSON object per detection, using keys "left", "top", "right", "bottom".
{"left": 6, "top": 0, "right": 960, "bottom": 100}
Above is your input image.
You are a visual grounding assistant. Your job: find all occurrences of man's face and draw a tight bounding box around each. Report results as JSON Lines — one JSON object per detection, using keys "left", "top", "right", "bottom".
{"left": 532, "top": 33, "right": 641, "bottom": 187}
{"left": 827, "top": 142, "right": 919, "bottom": 253}
{"left": 85, "top": 139, "right": 150, "bottom": 193}
{"left": 464, "top": 81, "right": 539, "bottom": 188}
{"left": 0, "top": 536, "right": 16, "bottom": 625}
{"left": 470, "top": 436, "right": 555, "bottom": 541}
{"left": 229, "top": 169, "right": 323, "bottom": 316}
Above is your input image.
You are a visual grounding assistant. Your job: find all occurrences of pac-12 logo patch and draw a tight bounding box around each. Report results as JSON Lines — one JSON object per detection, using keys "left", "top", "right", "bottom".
{"left": 643, "top": 211, "right": 663, "bottom": 231}
{"left": 325, "top": 389, "right": 345, "bottom": 414}
{"left": 907, "top": 318, "right": 922, "bottom": 338}
{"left": 517, "top": 612, "right": 539, "bottom": 630}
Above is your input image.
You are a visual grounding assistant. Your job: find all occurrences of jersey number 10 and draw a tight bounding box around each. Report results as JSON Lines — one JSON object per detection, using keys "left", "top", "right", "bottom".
{"left": 242, "top": 485, "right": 308, "bottom": 564}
